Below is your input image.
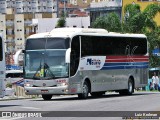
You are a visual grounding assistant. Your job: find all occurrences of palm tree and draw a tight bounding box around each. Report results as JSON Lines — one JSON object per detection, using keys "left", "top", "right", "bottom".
{"left": 92, "top": 12, "right": 122, "bottom": 32}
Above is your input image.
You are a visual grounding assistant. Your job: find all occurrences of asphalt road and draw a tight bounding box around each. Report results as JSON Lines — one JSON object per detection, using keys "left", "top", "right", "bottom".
{"left": 0, "top": 92, "right": 160, "bottom": 120}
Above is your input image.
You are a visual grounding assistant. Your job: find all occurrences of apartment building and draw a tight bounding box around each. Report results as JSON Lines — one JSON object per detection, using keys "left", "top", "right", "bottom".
{"left": 0, "top": 0, "right": 57, "bottom": 14}
{"left": 69, "top": 0, "right": 101, "bottom": 7}
{"left": 86, "top": 0, "right": 122, "bottom": 24}
{"left": 0, "top": 0, "right": 57, "bottom": 54}
{"left": 122, "top": 0, "right": 160, "bottom": 26}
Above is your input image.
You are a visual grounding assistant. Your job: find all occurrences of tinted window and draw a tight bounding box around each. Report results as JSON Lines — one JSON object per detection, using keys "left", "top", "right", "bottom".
{"left": 0, "top": 37, "right": 3, "bottom": 61}
{"left": 70, "top": 36, "right": 80, "bottom": 76}
{"left": 6, "top": 73, "right": 23, "bottom": 78}
{"left": 81, "top": 36, "right": 147, "bottom": 56}
{"left": 26, "top": 38, "right": 70, "bottom": 50}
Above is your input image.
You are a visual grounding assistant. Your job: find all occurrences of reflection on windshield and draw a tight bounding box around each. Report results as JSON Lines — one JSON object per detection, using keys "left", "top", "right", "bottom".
{"left": 24, "top": 49, "right": 69, "bottom": 79}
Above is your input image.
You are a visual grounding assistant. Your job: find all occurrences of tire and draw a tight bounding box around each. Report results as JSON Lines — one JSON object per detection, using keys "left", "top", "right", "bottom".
{"left": 91, "top": 92, "right": 105, "bottom": 97}
{"left": 127, "top": 79, "right": 134, "bottom": 95}
{"left": 78, "top": 81, "right": 89, "bottom": 99}
{"left": 119, "top": 78, "right": 134, "bottom": 95}
{"left": 42, "top": 94, "right": 52, "bottom": 100}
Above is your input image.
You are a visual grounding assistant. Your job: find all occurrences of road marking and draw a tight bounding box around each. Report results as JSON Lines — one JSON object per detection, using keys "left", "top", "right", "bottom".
{"left": 0, "top": 117, "right": 22, "bottom": 120}
{"left": 21, "top": 107, "right": 40, "bottom": 110}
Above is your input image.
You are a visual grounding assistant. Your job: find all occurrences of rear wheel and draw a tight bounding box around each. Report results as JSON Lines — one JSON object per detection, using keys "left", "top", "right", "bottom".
{"left": 127, "top": 79, "right": 134, "bottom": 95}
{"left": 42, "top": 94, "right": 52, "bottom": 100}
{"left": 78, "top": 81, "right": 89, "bottom": 99}
{"left": 119, "top": 78, "right": 134, "bottom": 95}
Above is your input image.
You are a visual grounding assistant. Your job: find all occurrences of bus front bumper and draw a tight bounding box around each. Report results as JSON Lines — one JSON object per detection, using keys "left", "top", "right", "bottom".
{"left": 24, "top": 86, "right": 70, "bottom": 95}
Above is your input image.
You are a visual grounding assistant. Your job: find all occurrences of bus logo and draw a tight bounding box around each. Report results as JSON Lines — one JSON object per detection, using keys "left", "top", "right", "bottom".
{"left": 86, "top": 58, "right": 101, "bottom": 67}
{"left": 43, "top": 83, "right": 46, "bottom": 86}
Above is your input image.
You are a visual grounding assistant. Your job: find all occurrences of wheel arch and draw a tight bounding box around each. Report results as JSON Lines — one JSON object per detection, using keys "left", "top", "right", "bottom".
{"left": 82, "top": 77, "right": 91, "bottom": 93}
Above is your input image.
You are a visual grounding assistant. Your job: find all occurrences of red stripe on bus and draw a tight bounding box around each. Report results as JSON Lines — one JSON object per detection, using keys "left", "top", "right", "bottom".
{"left": 105, "top": 56, "right": 149, "bottom": 62}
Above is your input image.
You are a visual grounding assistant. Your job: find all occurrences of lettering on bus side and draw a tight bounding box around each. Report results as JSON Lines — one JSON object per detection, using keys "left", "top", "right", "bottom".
{"left": 86, "top": 58, "right": 101, "bottom": 68}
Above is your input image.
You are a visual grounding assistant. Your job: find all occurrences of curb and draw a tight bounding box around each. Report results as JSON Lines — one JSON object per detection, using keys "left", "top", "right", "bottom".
{"left": 0, "top": 96, "right": 40, "bottom": 101}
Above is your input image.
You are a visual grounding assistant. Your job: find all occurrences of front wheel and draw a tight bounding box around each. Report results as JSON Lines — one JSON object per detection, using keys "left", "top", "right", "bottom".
{"left": 78, "top": 81, "right": 89, "bottom": 99}
{"left": 42, "top": 94, "right": 52, "bottom": 100}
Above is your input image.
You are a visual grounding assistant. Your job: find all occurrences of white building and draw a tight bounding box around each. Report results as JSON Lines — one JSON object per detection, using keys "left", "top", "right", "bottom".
{"left": 32, "top": 16, "right": 90, "bottom": 33}
{"left": 0, "top": 0, "right": 57, "bottom": 14}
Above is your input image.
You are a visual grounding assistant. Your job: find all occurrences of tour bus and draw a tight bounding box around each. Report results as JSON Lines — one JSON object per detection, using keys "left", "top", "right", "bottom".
{"left": 0, "top": 33, "right": 5, "bottom": 98}
{"left": 6, "top": 70, "right": 23, "bottom": 84}
{"left": 24, "top": 28, "right": 148, "bottom": 100}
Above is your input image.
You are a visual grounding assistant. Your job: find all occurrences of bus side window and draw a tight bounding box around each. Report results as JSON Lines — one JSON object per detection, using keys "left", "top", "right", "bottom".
{"left": 14, "top": 73, "right": 20, "bottom": 78}
{"left": 70, "top": 36, "right": 80, "bottom": 76}
{"left": 6, "top": 73, "right": 13, "bottom": 78}
{"left": 6, "top": 73, "right": 23, "bottom": 78}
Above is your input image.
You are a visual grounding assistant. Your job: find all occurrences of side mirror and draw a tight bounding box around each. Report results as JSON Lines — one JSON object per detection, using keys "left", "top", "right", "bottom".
{"left": 65, "top": 48, "right": 71, "bottom": 63}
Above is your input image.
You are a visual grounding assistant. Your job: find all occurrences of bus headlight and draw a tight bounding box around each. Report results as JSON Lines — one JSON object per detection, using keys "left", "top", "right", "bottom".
{"left": 57, "top": 82, "right": 67, "bottom": 87}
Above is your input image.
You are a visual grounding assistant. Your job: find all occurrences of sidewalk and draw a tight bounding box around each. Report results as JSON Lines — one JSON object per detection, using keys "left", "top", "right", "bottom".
{"left": 0, "top": 95, "right": 28, "bottom": 101}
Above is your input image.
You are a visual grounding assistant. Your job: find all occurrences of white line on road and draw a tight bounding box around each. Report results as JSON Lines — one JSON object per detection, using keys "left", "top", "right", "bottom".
{"left": 21, "top": 107, "right": 40, "bottom": 110}
{"left": 0, "top": 117, "right": 22, "bottom": 120}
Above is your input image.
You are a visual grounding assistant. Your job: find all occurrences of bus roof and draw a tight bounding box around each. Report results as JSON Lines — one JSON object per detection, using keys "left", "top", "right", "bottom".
{"left": 27, "top": 28, "right": 147, "bottom": 39}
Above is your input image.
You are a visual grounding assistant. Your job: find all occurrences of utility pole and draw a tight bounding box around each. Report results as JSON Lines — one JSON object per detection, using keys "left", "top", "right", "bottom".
{"left": 64, "top": 0, "right": 66, "bottom": 18}
{"left": 57, "top": 0, "right": 59, "bottom": 18}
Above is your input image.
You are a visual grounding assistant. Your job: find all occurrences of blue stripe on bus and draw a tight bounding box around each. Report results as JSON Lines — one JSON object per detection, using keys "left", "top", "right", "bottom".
{"left": 101, "top": 62, "right": 148, "bottom": 70}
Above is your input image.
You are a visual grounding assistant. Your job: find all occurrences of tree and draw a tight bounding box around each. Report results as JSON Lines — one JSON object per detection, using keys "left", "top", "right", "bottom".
{"left": 123, "top": 3, "right": 160, "bottom": 67}
{"left": 147, "top": 26, "right": 160, "bottom": 67}
{"left": 123, "top": 3, "right": 159, "bottom": 33}
{"left": 92, "top": 12, "right": 122, "bottom": 32}
{"left": 92, "top": 3, "right": 160, "bottom": 67}
{"left": 56, "top": 17, "right": 66, "bottom": 28}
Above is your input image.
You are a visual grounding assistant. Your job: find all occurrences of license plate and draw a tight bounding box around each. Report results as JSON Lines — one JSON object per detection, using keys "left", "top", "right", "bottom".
{"left": 41, "top": 90, "right": 49, "bottom": 93}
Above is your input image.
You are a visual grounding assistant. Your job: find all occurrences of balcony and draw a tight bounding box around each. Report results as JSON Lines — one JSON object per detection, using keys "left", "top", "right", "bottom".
{"left": 5, "top": 39, "right": 14, "bottom": 43}
{"left": 6, "top": 21, "right": 14, "bottom": 26}
{"left": 6, "top": 34, "right": 15, "bottom": 38}
{"left": 24, "top": 21, "right": 32, "bottom": 26}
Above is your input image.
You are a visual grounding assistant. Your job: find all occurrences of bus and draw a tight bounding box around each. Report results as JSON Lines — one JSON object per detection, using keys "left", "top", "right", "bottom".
{"left": 0, "top": 33, "right": 5, "bottom": 98}
{"left": 24, "top": 28, "right": 148, "bottom": 100}
{"left": 6, "top": 70, "right": 23, "bottom": 84}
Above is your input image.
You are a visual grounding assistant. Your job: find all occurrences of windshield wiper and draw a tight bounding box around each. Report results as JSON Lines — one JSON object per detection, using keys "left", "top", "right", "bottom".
{"left": 32, "top": 64, "right": 42, "bottom": 80}
{"left": 44, "top": 63, "right": 55, "bottom": 79}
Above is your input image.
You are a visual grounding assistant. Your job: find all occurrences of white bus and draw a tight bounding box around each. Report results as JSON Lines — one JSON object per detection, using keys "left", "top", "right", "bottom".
{"left": 0, "top": 34, "right": 5, "bottom": 98}
{"left": 24, "top": 28, "right": 148, "bottom": 100}
{"left": 6, "top": 70, "right": 23, "bottom": 84}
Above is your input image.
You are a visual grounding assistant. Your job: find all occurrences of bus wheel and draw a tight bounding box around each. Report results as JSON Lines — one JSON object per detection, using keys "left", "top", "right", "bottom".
{"left": 119, "top": 78, "right": 134, "bottom": 95}
{"left": 127, "top": 79, "right": 134, "bottom": 95}
{"left": 42, "top": 94, "right": 52, "bottom": 100}
{"left": 78, "top": 81, "right": 89, "bottom": 99}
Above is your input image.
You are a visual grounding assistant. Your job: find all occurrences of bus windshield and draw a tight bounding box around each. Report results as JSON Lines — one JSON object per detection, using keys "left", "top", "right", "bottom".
{"left": 24, "top": 38, "right": 70, "bottom": 80}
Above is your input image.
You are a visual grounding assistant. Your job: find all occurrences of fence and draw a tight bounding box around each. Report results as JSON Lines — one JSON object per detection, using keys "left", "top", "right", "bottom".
{"left": 12, "top": 84, "right": 39, "bottom": 98}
